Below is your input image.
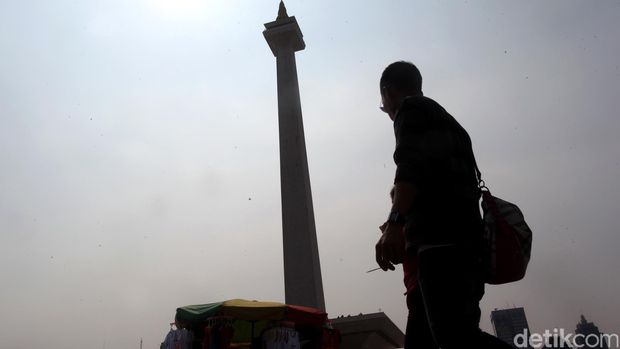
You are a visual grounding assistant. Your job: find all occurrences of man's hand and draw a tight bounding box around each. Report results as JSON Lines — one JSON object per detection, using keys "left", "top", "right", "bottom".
{"left": 375, "top": 222, "right": 406, "bottom": 271}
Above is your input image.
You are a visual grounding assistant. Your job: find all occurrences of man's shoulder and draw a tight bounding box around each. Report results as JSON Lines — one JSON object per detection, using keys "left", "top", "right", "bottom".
{"left": 400, "top": 95, "right": 445, "bottom": 114}
{"left": 396, "top": 96, "right": 448, "bottom": 126}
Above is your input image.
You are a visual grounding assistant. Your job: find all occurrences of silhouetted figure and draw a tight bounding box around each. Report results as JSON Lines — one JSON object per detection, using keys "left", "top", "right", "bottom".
{"left": 375, "top": 61, "right": 513, "bottom": 348}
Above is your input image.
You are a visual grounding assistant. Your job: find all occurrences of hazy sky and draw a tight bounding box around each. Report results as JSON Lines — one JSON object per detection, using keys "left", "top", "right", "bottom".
{"left": 1, "top": 1, "right": 619, "bottom": 348}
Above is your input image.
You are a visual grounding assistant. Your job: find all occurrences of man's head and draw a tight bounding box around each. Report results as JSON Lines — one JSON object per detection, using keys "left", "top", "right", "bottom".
{"left": 380, "top": 61, "right": 423, "bottom": 120}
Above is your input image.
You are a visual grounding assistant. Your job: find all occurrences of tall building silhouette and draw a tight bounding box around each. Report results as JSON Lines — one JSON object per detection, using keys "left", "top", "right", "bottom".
{"left": 263, "top": 1, "right": 325, "bottom": 311}
{"left": 491, "top": 307, "right": 531, "bottom": 348}
{"left": 575, "top": 315, "right": 609, "bottom": 349}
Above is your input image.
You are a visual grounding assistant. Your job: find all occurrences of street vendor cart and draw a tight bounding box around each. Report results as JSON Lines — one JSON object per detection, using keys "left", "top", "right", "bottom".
{"left": 162, "top": 299, "right": 339, "bottom": 349}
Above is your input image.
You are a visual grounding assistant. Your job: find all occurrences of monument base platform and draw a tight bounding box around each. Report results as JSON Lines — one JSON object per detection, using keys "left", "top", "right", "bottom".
{"left": 330, "top": 312, "right": 405, "bottom": 349}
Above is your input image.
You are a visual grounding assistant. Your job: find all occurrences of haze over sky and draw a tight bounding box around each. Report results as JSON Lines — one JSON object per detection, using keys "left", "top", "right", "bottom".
{"left": 1, "top": 0, "right": 619, "bottom": 348}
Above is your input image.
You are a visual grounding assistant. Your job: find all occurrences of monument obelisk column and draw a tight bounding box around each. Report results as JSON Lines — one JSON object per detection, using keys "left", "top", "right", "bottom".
{"left": 263, "top": 1, "right": 325, "bottom": 311}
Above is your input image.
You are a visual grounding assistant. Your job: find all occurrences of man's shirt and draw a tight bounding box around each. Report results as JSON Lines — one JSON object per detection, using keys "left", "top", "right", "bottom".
{"left": 393, "top": 96, "right": 482, "bottom": 249}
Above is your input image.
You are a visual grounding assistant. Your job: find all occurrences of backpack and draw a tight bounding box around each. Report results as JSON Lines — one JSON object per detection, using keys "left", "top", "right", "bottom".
{"left": 448, "top": 115, "right": 532, "bottom": 284}
{"left": 472, "top": 163, "right": 533, "bottom": 285}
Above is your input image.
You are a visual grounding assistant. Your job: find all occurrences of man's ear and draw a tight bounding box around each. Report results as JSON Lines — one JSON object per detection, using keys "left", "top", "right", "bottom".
{"left": 383, "top": 85, "right": 392, "bottom": 99}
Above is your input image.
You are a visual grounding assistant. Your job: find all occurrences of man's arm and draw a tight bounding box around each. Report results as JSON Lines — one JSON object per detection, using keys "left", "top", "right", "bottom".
{"left": 375, "top": 181, "right": 417, "bottom": 271}
{"left": 376, "top": 101, "right": 427, "bottom": 271}
{"left": 391, "top": 181, "right": 416, "bottom": 216}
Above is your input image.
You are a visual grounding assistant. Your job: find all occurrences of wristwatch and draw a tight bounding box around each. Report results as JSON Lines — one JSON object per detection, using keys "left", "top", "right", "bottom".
{"left": 387, "top": 211, "right": 406, "bottom": 225}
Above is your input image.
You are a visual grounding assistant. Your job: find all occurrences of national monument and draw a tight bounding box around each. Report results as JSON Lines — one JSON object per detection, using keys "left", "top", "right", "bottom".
{"left": 263, "top": 2, "right": 404, "bottom": 348}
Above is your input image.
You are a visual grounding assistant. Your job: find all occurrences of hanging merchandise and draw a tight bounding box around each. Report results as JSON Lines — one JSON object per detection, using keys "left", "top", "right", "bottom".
{"left": 203, "top": 317, "right": 235, "bottom": 349}
{"left": 262, "top": 326, "right": 301, "bottom": 349}
{"left": 161, "top": 324, "right": 194, "bottom": 349}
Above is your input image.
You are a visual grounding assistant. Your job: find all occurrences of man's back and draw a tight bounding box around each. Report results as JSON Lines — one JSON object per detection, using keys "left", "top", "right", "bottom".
{"left": 392, "top": 96, "right": 482, "bottom": 248}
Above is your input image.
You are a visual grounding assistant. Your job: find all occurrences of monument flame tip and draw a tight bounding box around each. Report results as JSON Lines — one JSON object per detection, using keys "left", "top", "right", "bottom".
{"left": 277, "top": 0, "right": 289, "bottom": 20}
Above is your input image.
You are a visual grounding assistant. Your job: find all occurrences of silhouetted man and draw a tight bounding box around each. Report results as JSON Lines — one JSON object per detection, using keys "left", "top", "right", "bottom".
{"left": 375, "top": 61, "right": 512, "bottom": 348}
